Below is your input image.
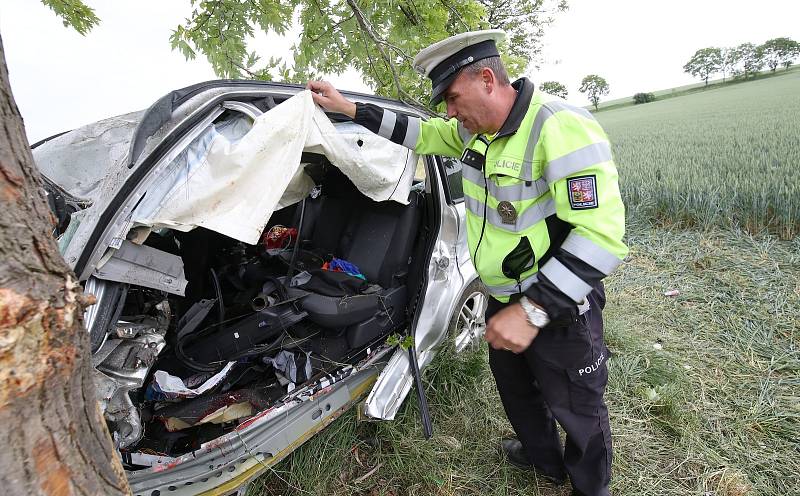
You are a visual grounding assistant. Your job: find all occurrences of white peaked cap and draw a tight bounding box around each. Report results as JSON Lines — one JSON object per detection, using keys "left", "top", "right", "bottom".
{"left": 412, "top": 29, "right": 507, "bottom": 105}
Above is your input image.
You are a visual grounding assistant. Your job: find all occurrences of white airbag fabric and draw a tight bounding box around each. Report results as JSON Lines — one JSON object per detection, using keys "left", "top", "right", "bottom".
{"left": 131, "top": 91, "right": 414, "bottom": 245}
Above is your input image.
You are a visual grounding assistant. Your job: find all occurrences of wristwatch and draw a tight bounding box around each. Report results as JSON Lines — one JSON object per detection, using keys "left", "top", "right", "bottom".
{"left": 519, "top": 296, "right": 550, "bottom": 328}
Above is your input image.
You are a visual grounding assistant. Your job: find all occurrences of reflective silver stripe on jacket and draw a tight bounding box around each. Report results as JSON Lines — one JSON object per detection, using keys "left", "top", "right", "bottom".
{"left": 561, "top": 232, "right": 622, "bottom": 275}
{"left": 464, "top": 194, "right": 556, "bottom": 233}
{"left": 461, "top": 162, "right": 486, "bottom": 185}
{"left": 486, "top": 275, "right": 592, "bottom": 316}
{"left": 538, "top": 258, "right": 593, "bottom": 303}
{"left": 377, "top": 110, "right": 421, "bottom": 150}
{"left": 462, "top": 165, "right": 550, "bottom": 204}
{"left": 403, "top": 116, "right": 421, "bottom": 149}
{"left": 543, "top": 141, "right": 613, "bottom": 184}
{"left": 378, "top": 110, "right": 397, "bottom": 140}
{"left": 485, "top": 274, "right": 539, "bottom": 297}
{"left": 522, "top": 101, "right": 597, "bottom": 180}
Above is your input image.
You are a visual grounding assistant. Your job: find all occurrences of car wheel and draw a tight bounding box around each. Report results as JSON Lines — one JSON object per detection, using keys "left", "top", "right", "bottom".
{"left": 84, "top": 277, "right": 127, "bottom": 353}
{"left": 449, "top": 279, "right": 489, "bottom": 353}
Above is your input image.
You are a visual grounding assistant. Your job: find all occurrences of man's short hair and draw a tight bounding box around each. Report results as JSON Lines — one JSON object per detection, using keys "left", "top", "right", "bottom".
{"left": 461, "top": 56, "right": 510, "bottom": 85}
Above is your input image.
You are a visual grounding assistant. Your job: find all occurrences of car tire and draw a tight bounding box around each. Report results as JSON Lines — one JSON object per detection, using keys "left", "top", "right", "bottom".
{"left": 84, "top": 279, "right": 127, "bottom": 353}
{"left": 448, "top": 279, "right": 489, "bottom": 353}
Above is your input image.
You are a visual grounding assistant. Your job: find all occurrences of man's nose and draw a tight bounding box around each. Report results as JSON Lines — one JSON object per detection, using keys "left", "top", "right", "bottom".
{"left": 446, "top": 104, "right": 457, "bottom": 119}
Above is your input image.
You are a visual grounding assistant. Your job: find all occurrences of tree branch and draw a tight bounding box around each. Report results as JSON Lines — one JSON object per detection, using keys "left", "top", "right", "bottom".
{"left": 360, "top": 31, "right": 388, "bottom": 90}
{"left": 307, "top": 13, "right": 354, "bottom": 44}
{"left": 345, "top": 0, "right": 424, "bottom": 107}
{"left": 438, "top": 0, "right": 470, "bottom": 31}
{"left": 225, "top": 52, "right": 260, "bottom": 78}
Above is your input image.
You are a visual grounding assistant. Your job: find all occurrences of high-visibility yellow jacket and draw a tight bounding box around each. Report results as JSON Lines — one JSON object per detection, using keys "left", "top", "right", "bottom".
{"left": 354, "top": 78, "right": 628, "bottom": 318}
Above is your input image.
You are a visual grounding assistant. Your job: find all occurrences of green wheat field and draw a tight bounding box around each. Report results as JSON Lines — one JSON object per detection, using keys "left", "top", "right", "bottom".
{"left": 599, "top": 68, "right": 800, "bottom": 238}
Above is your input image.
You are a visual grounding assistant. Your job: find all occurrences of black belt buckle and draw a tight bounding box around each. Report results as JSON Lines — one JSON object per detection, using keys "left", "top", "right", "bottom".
{"left": 460, "top": 148, "right": 485, "bottom": 171}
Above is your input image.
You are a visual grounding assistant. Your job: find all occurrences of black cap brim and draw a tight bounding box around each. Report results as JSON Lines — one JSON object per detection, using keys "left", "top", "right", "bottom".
{"left": 428, "top": 39, "right": 500, "bottom": 106}
{"left": 430, "top": 72, "right": 459, "bottom": 106}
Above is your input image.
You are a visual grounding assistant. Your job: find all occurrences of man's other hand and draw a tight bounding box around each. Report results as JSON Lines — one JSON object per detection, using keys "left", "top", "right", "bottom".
{"left": 485, "top": 303, "right": 539, "bottom": 353}
{"left": 306, "top": 81, "right": 357, "bottom": 118}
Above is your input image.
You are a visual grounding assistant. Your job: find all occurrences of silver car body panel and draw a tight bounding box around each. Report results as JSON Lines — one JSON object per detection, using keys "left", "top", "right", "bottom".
{"left": 219, "top": 100, "right": 263, "bottom": 120}
{"left": 93, "top": 240, "right": 188, "bottom": 295}
{"left": 33, "top": 111, "right": 143, "bottom": 202}
{"left": 94, "top": 326, "right": 167, "bottom": 449}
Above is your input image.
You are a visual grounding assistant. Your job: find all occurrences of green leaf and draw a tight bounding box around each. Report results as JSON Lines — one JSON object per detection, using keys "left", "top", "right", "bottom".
{"left": 168, "top": 0, "right": 568, "bottom": 109}
{"left": 41, "top": 0, "right": 100, "bottom": 35}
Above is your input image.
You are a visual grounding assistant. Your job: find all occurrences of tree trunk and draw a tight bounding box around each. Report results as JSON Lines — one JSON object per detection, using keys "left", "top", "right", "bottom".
{"left": 0, "top": 34, "right": 130, "bottom": 496}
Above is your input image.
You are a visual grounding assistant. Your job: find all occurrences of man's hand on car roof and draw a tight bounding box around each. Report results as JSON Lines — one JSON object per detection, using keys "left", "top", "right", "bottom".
{"left": 306, "top": 81, "right": 357, "bottom": 119}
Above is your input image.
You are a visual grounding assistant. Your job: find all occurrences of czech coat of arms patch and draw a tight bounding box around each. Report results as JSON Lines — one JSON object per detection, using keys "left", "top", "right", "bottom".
{"left": 567, "top": 175, "right": 599, "bottom": 210}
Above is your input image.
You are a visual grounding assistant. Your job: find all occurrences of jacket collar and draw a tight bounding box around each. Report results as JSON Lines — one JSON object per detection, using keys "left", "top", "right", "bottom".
{"left": 493, "top": 77, "right": 535, "bottom": 139}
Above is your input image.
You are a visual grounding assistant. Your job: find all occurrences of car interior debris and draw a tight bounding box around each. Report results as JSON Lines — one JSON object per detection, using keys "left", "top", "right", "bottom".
{"left": 89, "top": 156, "right": 428, "bottom": 461}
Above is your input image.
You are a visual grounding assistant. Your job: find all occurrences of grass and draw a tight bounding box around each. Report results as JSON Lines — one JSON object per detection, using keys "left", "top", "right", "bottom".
{"left": 596, "top": 69, "right": 800, "bottom": 238}
{"left": 601, "top": 224, "right": 800, "bottom": 495}
{"left": 247, "top": 222, "right": 799, "bottom": 496}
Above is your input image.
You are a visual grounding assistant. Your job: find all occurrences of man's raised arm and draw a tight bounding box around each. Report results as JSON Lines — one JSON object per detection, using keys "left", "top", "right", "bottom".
{"left": 306, "top": 80, "right": 465, "bottom": 158}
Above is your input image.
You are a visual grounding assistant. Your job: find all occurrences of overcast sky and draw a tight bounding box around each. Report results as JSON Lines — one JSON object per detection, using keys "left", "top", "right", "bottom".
{"left": 2, "top": 0, "right": 798, "bottom": 142}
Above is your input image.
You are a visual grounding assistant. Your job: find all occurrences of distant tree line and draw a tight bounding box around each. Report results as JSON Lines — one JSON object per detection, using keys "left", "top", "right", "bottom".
{"left": 538, "top": 75, "right": 611, "bottom": 111}
{"left": 683, "top": 37, "right": 800, "bottom": 85}
{"left": 539, "top": 37, "right": 798, "bottom": 112}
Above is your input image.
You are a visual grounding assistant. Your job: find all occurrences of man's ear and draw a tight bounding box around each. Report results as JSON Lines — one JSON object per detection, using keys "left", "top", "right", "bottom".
{"left": 481, "top": 67, "right": 495, "bottom": 89}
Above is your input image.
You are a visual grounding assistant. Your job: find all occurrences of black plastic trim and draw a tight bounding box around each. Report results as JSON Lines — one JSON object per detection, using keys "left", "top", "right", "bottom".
{"left": 406, "top": 155, "right": 442, "bottom": 332}
{"left": 30, "top": 130, "right": 71, "bottom": 149}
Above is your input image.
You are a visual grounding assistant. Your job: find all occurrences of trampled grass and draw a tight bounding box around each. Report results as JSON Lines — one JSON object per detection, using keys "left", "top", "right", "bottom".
{"left": 247, "top": 224, "right": 800, "bottom": 496}
{"left": 596, "top": 69, "right": 800, "bottom": 238}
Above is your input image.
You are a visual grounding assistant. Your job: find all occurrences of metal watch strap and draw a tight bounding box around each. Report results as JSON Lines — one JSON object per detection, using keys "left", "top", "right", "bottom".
{"left": 520, "top": 296, "right": 550, "bottom": 328}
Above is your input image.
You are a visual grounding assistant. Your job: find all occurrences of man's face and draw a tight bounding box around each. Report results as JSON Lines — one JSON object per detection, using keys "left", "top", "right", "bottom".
{"left": 443, "top": 70, "right": 492, "bottom": 135}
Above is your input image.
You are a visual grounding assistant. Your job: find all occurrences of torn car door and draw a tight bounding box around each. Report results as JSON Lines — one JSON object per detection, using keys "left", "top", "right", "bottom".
{"left": 363, "top": 156, "right": 465, "bottom": 420}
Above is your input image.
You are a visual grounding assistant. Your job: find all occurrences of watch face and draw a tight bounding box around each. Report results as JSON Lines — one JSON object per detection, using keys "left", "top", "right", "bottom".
{"left": 530, "top": 312, "right": 549, "bottom": 327}
{"left": 521, "top": 299, "right": 549, "bottom": 327}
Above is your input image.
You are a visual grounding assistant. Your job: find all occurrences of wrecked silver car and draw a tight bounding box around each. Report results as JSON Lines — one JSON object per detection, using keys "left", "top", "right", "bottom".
{"left": 33, "top": 81, "right": 488, "bottom": 496}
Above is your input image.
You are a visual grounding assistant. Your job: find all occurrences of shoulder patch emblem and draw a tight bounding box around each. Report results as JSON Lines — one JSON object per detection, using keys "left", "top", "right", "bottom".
{"left": 567, "top": 175, "right": 598, "bottom": 210}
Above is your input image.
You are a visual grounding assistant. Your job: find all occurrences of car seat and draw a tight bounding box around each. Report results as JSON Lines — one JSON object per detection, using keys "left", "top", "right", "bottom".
{"left": 289, "top": 166, "right": 423, "bottom": 349}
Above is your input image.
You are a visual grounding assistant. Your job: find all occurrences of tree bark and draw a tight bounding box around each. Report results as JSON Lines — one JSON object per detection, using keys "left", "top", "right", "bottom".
{"left": 0, "top": 33, "right": 130, "bottom": 495}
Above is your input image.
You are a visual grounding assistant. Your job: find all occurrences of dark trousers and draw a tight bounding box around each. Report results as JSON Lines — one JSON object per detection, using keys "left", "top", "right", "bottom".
{"left": 487, "top": 284, "right": 612, "bottom": 496}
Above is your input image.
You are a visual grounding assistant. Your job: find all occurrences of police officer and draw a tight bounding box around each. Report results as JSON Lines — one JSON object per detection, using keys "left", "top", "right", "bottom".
{"left": 308, "top": 29, "right": 627, "bottom": 496}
